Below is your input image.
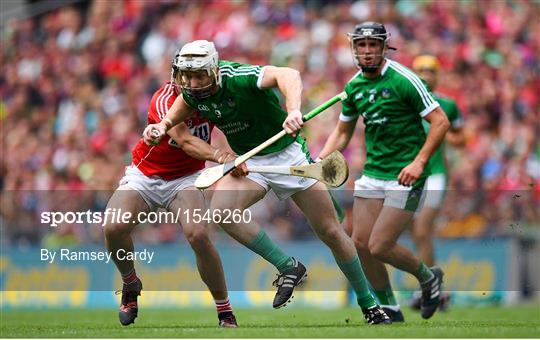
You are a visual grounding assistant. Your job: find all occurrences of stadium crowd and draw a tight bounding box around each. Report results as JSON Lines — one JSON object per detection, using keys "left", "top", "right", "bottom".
{"left": 1, "top": 0, "right": 538, "bottom": 247}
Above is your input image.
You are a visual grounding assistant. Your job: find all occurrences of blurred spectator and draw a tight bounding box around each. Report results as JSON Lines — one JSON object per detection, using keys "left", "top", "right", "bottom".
{"left": 1, "top": 0, "right": 538, "bottom": 246}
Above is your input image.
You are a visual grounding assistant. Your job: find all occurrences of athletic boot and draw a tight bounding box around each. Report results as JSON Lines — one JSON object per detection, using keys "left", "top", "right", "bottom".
{"left": 272, "top": 258, "right": 307, "bottom": 309}
{"left": 218, "top": 312, "right": 238, "bottom": 328}
{"left": 412, "top": 290, "right": 450, "bottom": 313}
{"left": 420, "top": 266, "right": 444, "bottom": 319}
{"left": 382, "top": 306, "right": 405, "bottom": 322}
{"left": 362, "top": 305, "right": 392, "bottom": 325}
{"left": 116, "top": 278, "right": 142, "bottom": 326}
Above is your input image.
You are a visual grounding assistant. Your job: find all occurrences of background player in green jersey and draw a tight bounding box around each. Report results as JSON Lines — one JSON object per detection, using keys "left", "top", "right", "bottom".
{"left": 409, "top": 55, "right": 465, "bottom": 310}
{"left": 318, "top": 22, "right": 450, "bottom": 321}
{"left": 143, "top": 40, "right": 390, "bottom": 324}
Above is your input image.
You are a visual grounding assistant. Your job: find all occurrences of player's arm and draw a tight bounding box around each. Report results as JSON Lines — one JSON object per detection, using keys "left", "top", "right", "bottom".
{"left": 416, "top": 107, "right": 450, "bottom": 164}
{"left": 398, "top": 107, "right": 450, "bottom": 186}
{"left": 446, "top": 126, "right": 464, "bottom": 147}
{"left": 259, "top": 66, "right": 303, "bottom": 136}
{"left": 167, "top": 124, "right": 234, "bottom": 163}
{"left": 318, "top": 119, "right": 357, "bottom": 159}
{"left": 143, "top": 93, "right": 195, "bottom": 145}
{"left": 445, "top": 102, "right": 465, "bottom": 147}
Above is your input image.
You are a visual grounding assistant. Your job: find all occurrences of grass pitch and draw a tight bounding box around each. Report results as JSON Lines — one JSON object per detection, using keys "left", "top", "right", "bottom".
{"left": 1, "top": 305, "right": 539, "bottom": 338}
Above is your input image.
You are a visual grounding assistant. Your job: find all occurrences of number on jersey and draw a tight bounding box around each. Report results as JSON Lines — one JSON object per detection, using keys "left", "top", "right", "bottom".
{"left": 168, "top": 122, "right": 210, "bottom": 148}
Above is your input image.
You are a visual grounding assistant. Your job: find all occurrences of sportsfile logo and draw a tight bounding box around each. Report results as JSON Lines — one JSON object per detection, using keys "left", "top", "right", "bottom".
{"left": 40, "top": 208, "right": 253, "bottom": 227}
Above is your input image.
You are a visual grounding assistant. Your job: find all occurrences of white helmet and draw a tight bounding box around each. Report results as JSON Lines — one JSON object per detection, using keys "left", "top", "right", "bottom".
{"left": 171, "top": 40, "right": 221, "bottom": 99}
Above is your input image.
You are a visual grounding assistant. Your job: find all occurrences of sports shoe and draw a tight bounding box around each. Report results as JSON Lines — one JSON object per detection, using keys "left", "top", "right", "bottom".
{"left": 116, "top": 278, "right": 142, "bottom": 326}
{"left": 411, "top": 291, "right": 450, "bottom": 312}
{"left": 272, "top": 258, "right": 307, "bottom": 309}
{"left": 382, "top": 306, "right": 405, "bottom": 322}
{"left": 218, "top": 312, "right": 238, "bottom": 328}
{"left": 362, "top": 305, "right": 392, "bottom": 325}
{"left": 420, "top": 266, "right": 444, "bottom": 319}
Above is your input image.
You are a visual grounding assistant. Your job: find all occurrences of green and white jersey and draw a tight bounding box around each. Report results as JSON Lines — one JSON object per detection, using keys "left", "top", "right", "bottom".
{"left": 422, "top": 94, "right": 463, "bottom": 175}
{"left": 182, "top": 60, "right": 297, "bottom": 155}
{"left": 340, "top": 59, "right": 439, "bottom": 180}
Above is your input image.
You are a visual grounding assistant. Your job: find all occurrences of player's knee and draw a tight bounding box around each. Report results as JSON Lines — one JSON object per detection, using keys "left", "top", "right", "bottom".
{"left": 368, "top": 239, "right": 391, "bottom": 260}
{"left": 352, "top": 235, "right": 370, "bottom": 254}
{"left": 316, "top": 225, "right": 343, "bottom": 245}
{"left": 103, "top": 222, "right": 132, "bottom": 239}
{"left": 185, "top": 227, "right": 210, "bottom": 249}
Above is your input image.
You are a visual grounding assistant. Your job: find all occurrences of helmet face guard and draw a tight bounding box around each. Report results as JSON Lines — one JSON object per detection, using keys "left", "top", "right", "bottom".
{"left": 173, "top": 67, "right": 219, "bottom": 100}
{"left": 347, "top": 22, "right": 392, "bottom": 73}
{"left": 171, "top": 40, "right": 221, "bottom": 100}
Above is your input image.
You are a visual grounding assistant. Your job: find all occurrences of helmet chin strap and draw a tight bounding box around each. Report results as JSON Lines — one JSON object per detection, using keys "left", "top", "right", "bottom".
{"left": 185, "top": 83, "right": 215, "bottom": 99}
{"left": 360, "top": 58, "right": 384, "bottom": 73}
{"left": 356, "top": 52, "right": 385, "bottom": 74}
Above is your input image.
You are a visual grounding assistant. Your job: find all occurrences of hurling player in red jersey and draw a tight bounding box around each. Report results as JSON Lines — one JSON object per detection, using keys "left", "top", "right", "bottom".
{"left": 103, "top": 58, "right": 237, "bottom": 328}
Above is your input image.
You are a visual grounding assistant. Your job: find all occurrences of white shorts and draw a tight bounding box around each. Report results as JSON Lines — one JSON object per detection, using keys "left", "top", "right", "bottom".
{"left": 118, "top": 165, "right": 202, "bottom": 211}
{"left": 422, "top": 173, "right": 447, "bottom": 209}
{"left": 245, "top": 141, "right": 317, "bottom": 200}
{"left": 353, "top": 175, "right": 426, "bottom": 212}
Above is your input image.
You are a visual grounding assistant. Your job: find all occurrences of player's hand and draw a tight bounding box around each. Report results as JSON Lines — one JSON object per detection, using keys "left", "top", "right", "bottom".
{"left": 143, "top": 123, "right": 167, "bottom": 146}
{"left": 283, "top": 109, "right": 303, "bottom": 137}
{"left": 231, "top": 162, "right": 248, "bottom": 177}
{"left": 398, "top": 160, "right": 425, "bottom": 186}
{"left": 214, "top": 150, "right": 236, "bottom": 164}
{"left": 214, "top": 151, "right": 248, "bottom": 177}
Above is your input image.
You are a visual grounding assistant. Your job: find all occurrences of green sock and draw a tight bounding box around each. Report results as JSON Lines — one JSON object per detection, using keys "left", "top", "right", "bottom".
{"left": 374, "top": 284, "right": 398, "bottom": 306}
{"left": 329, "top": 191, "right": 345, "bottom": 223}
{"left": 416, "top": 263, "right": 434, "bottom": 284}
{"left": 246, "top": 230, "right": 293, "bottom": 272}
{"left": 336, "top": 255, "right": 377, "bottom": 308}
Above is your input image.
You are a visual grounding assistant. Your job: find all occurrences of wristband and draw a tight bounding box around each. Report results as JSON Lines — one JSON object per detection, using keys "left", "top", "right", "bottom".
{"left": 213, "top": 149, "right": 221, "bottom": 162}
{"left": 162, "top": 117, "right": 173, "bottom": 130}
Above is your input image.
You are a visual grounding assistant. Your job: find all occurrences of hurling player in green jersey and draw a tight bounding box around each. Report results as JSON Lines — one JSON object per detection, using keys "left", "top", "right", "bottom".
{"left": 409, "top": 55, "right": 465, "bottom": 310}
{"left": 143, "top": 40, "right": 390, "bottom": 324}
{"left": 318, "top": 22, "right": 450, "bottom": 321}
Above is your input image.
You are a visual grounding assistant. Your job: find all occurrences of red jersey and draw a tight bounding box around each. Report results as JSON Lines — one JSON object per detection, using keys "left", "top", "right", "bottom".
{"left": 132, "top": 82, "right": 213, "bottom": 180}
